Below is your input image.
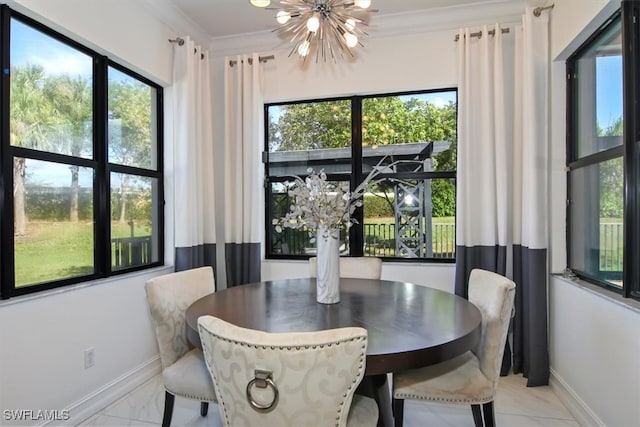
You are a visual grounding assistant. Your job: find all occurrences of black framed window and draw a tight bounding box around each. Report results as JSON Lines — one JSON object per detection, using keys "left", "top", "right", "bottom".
{"left": 0, "top": 6, "right": 163, "bottom": 298}
{"left": 567, "top": 2, "right": 639, "bottom": 299}
{"left": 265, "top": 89, "right": 457, "bottom": 261}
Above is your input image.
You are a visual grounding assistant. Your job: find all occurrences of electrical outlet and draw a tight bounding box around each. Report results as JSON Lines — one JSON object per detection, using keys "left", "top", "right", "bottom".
{"left": 84, "top": 348, "right": 95, "bottom": 369}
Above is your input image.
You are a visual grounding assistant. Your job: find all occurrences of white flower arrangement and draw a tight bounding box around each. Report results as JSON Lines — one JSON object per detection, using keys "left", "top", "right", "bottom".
{"left": 274, "top": 158, "right": 393, "bottom": 241}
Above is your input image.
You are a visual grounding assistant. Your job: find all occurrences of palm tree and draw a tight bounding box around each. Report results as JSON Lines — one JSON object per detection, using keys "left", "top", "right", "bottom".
{"left": 43, "top": 75, "right": 92, "bottom": 222}
{"left": 10, "top": 65, "right": 51, "bottom": 235}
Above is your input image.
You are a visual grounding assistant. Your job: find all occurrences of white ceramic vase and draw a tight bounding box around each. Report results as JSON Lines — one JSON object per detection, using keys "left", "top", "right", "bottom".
{"left": 316, "top": 226, "right": 340, "bottom": 304}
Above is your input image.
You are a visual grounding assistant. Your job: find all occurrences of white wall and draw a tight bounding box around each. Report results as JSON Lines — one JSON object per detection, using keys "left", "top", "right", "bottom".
{"left": 0, "top": 0, "right": 193, "bottom": 425}
{"left": 547, "top": 1, "right": 640, "bottom": 426}
{"left": 549, "top": 277, "right": 640, "bottom": 426}
{"left": 0, "top": 268, "right": 171, "bottom": 426}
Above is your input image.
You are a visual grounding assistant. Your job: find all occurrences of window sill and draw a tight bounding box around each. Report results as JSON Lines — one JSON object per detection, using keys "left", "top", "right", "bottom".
{"left": 262, "top": 258, "right": 455, "bottom": 265}
{"left": 552, "top": 273, "right": 640, "bottom": 314}
{"left": 0, "top": 265, "right": 174, "bottom": 308}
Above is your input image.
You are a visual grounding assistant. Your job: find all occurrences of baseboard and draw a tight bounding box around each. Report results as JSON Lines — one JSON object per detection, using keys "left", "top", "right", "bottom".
{"left": 42, "top": 356, "right": 161, "bottom": 426}
{"left": 549, "top": 368, "right": 604, "bottom": 427}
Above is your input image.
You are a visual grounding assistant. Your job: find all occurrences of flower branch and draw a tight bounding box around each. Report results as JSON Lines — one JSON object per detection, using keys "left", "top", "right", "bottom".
{"left": 273, "top": 156, "right": 406, "bottom": 240}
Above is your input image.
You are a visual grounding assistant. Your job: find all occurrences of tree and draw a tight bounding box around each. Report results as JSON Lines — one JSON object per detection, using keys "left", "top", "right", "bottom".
{"left": 9, "top": 65, "right": 53, "bottom": 235}
{"left": 43, "top": 75, "right": 92, "bottom": 222}
{"left": 271, "top": 96, "right": 458, "bottom": 217}
{"left": 598, "top": 116, "right": 623, "bottom": 218}
{"left": 108, "top": 79, "right": 152, "bottom": 223}
{"left": 271, "top": 100, "right": 351, "bottom": 151}
{"left": 363, "top": 97, "right": 457, "bottom": 217}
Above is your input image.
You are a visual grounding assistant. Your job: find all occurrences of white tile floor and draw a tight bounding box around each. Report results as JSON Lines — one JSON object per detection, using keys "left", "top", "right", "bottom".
{"left": 79, "top": 373, "right": 577, "bottom": 427}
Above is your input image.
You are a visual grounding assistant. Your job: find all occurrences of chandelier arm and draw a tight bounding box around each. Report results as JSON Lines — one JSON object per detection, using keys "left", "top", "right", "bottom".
{"left": 271, "top": 0, "right": 374, "bottom": 61}
{"left": 326, "top": 20, "right": 352, "bottom": 56}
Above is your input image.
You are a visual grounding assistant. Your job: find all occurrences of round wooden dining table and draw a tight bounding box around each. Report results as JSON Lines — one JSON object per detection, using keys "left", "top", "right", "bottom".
{"left": 186, "top": 277, "right": 482, "bottom": 427}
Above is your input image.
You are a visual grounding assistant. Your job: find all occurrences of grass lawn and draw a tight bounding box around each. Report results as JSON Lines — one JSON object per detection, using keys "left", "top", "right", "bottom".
{"left": 15, "top": 221, "right": 150, "bottom": 287}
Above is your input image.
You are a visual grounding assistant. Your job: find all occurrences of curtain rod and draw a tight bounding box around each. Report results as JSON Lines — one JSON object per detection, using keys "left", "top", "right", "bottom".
{"left": 169, "top": 37, "right": 208, "bottom": 59}
{"left": 454, "top": 28, "right": 510, "bottom": 42}
{"left": 229, "top": 55, "right": 275, "bottom": 67}
{"left": 453, "top": 3, "right": 554, "bottom": 42}
{"left": 168, "top": 39, "right": 273, "bottom": 64}
{"left": 533, "top": 4, "right": 554, "bottom": 17}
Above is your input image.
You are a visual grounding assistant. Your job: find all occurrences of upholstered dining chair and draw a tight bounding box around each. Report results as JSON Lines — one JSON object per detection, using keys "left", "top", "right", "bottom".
{"left": 392, "top": 268, "right": 516, "bottom": 427}
{"left": 198, "top": 315, "right": 379, "bottom": 427}
{"left": 144, "top": 266, "right": 218, "bottom": 427}
{"left": 308, "top": 256, "right": 382, "bottom": 280}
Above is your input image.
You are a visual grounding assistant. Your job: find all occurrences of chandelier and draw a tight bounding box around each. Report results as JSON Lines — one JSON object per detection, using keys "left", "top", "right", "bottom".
{"left": 250, "top": 0, "right": 375, "bottom": 62}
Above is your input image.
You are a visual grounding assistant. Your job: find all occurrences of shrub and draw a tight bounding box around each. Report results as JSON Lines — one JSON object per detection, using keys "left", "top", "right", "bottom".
{"left": 364, "top": 194, "right": 394, "bottom": 218}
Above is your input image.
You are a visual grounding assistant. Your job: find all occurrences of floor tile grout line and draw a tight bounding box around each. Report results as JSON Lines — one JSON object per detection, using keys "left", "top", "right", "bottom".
{"left": 496, "top": 412, "right": 577, "bottom": 421}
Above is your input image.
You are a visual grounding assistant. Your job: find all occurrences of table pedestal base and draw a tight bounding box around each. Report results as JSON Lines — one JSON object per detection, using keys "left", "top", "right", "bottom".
{"left": 357, "top": 374, "right": 394, "bottom": 427}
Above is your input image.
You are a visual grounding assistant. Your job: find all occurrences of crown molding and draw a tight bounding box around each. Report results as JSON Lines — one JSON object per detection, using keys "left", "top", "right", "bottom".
{"left": 209, "top": 0, "right": 529, "bottom": 57}
{"left": 369, "top": 0, "right": 527, "bottom": 39}
{"left": 134, "top": 0, "right": 212, "bottom": 48}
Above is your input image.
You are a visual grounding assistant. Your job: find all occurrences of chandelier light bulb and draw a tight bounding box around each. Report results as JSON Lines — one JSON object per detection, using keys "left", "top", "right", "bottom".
{"left": 250, "top": 0, "right": 271, "bottom": 7}
{"left": 307, "top": 15, "right": 320, "bottom": 32}
{"left": 345, "top": 18, "right": 357, "bottom": 32}
{"left": 354, "top": 0, "right": 371, "bottom": 9}
{"left": 298, "top": 40, "right": 311, "bottom": 57}
{"left": 276, "top": 10, "right": 291, "bottom": 24}
{"left": 344, "top": 32, "right": 358, "bottom": 48}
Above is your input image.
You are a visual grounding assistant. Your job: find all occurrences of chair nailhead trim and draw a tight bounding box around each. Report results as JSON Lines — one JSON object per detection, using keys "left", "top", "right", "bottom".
{"left": 394, "top": 393, "right": 493, "bottom": 404}
{"left": 207, "top": 333, "right": 366, "bottom": 351}
{"left": 164, "top": 387, "right": 215, "bottom": 402}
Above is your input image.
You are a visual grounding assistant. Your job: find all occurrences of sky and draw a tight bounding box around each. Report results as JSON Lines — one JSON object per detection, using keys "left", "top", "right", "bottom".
{"left": 12, "top": 20, "right": 92, "bottom": 78}
{"left": 12, "top": 18, "right": 131, "bottom": 81}
{"left": 410, "top": 91, "right": 457, "bottom": 108}
{"left": 596, "top": 55, "right": 623, "bottom": 131}
{"left": 12, "top": 18, "right": 142, "bottom": 188}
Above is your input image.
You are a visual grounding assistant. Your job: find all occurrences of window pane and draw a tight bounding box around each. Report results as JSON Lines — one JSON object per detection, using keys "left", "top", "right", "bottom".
{"left": 14, "top": 159, "right": 94, "bottom": 287}
{"left": 10, "top": 19, "right": 93, "bottom": 158}
{"left": 108, "top": 67, "right": 157, "bottom": 169}
{"left": 363, "top": 178, "right": 456, "bottom": 259}
{"left": 362, "top": 92, "right": 457, "bottom": 172}
{"left": 267, "top": 100, "right": 352, "bottom": 176}
{"left": 265, "top": 91, "right": 456, "bottom": 261}
{"left": 111, "top": 173, "right": 160, "bottom": 270}
{"left": 574, "top": 17, "right": 622, "bottom": 159}
{"left": 569, "top": 157, "right": 623, "bottom": 287}
{"left": 269, "top": 180, "right": 351, "bottom": 256}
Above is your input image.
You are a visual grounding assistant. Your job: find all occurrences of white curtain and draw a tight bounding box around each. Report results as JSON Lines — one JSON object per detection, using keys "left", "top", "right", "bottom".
{"left": 455, "top": 23, "right": 511, "bottom": 273}
{"left": 455, "top": 8, "right": 550, "bottom": 387}
{"left": 224, "top": 54, "right": 264, "bottom": 287}
{"left": 172, "top": 37, "right": 217, "bottom": 273}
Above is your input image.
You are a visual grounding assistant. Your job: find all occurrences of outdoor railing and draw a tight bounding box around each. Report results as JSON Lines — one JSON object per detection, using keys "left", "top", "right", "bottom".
{"left": 600, "top": 222, "right": 623, "bottom": 272}
{"left": 363, "top": 223, "right": 455, "bottom": 258}
{"left": 112, "top": 236, "right": 151, "bottom": 269}
{"left": 273, "top": 222, "right": 456, "bottom": 258}
{"left": 274, "top": 221, "right": 623, "bottom": 267}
